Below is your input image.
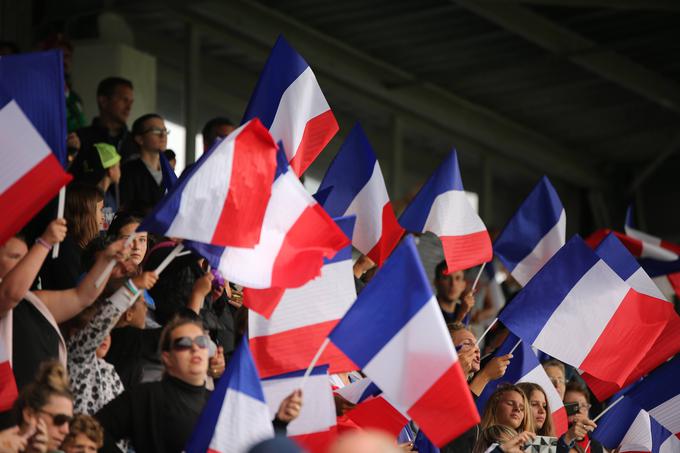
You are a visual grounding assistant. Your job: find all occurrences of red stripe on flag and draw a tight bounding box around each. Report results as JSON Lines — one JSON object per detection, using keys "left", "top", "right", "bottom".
{"left": 288, "top": 110, "right": 338, "bottom": 176}
{"left": 292, "top": 428, "right": 337, "bottom": 453}
{"left": 250, "top": 321, "right": 357, "bottom": 378}
{"left": 211, "top": 119, "right": 277, "bottom": 247}
{"left": 553, "top": 407, "right": 568, "bottom": 437}
{"left": 0, "top": 361, "right": 18, "bottom": 412}
{"left": 243, "top": 287, "right": 286, "bottom": 320}
{"left": 0, "top": 153, "right": 71, "bottom": 245}
{"left": 580, "top": 289, "right": 673, "bottom": 386}
{"left": 367, "top": 202, "right": 405, "bottom": 267}
{"left": 440, "top": 231, "right": 492, "bottom": 273}
{"left": 408, "top": 362, "right": 480, "bottom": 447}
{"left": 585, "top": 230, "right": 643, "bottom": 257}
{"left": 661, "top": 240, "right": 680, "bottom": 255}
{"left": 345, "top": 397, "right": 408, "bottom": 437}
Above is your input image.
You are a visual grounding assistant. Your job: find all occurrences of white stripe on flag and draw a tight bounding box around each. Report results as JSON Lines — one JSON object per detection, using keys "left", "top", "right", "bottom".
{"left": 652, "top": 276, "right": 676, "bottom": 302}
{"left": 269, "top": 67, "right": 331, "bottom": 163}
{"left": 626, "top": 268, "right": 667, "bottom": 301}
{"left": 648, "top": 393, "right": 680, "bottom": 435}
{"left": 619, "top": 411, "right": 652, "bottom": 453}
{"left": 208, "top": 389, "right": 274, "bottom": 453}
{"left": 0, "top": 100, "right": 51, "bottom": 193}
{"left": 511, "top": 210, "right": 566, "bottom": 286}
{"left": 533, "top": 260, "right": 629, "bottom": 367}
{"left": 344, "top": 162, "right": 389, "bottom": 254}
{"left": 423, "top": 190, "right": 486, "bottom": 236}
{"left": 518, "top": 365, "right": 565, "bottom": 415}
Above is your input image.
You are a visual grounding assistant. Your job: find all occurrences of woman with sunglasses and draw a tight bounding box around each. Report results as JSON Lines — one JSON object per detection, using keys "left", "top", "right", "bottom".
{"left": 14, "top": 360, "right": 73, "bottom": 453}
{"left": 96, "top": 317, "right": 303, "bottom": 453}
{"left": 119, "top": 113, "right": 168, "bottom": 214}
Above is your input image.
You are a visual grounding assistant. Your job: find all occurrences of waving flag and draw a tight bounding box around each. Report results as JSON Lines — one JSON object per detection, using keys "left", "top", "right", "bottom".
{"left": 185, "top": 338, "right": 273, "bottom": 453}
{"left": 592, "top": 396, "right": 653, "bottom": 453}
{"left": 653, "top": 423, "right": 680, "bottom": 453}
{"left": 261, "top": 366, "right": 336, "bottom": 453}
{"left": 0, "top": 50, "right": 67, "bottom": 166}
{"left": 159, "top": 150, "right": 178, "bottom": 192}
{"left": 329, "top": 236, "right": 479, "bottom": 446}
{"left": 581, "top": 233, "right": 680, "bottom": 400}
{"left": 499, "top": 236, "right": 672, "bottom": 386}
{"left": 139, "top": 119, "right": 277, "bottom": 248}
{"left": 625, "top": 356, "right": 680, "bottom": 437}
{"left": 188, "top": 150, "right": 350, "bottom": 317}
{"left": 249, "top": 216, "right": 357, "bottom": 377}
{"left": 242, "top": 35, "right": 338, "bottom": 176}
{"left": 476, "top": 332, "right": 568, "bottom": 435}
{"left": 399, "top": 149, "right": 491, "bottom": 273}
{"left": 493, "top": 176, "right": 565, "bottom": 286}
{"left": 316, "top": 124, "right": 403, "bottom": 265}
{"left": 0, "top": 87, "right": 72, "bottom": 245}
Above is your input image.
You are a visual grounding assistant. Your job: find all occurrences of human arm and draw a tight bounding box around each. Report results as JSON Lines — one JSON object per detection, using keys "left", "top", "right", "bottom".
{"left": 561, "top": 415, "right": 597, "bottom": 445}
{"left": 188, "top": 271, "right": 214, "bottom": 314}
{"left": 272, "top": 389, "right": 303, "bottom": 435}
{"left": 453, "top": 291, "right": 475, "bottom": 324}
{"left": 469, "top": 353, "right": 512, "bottom": 396}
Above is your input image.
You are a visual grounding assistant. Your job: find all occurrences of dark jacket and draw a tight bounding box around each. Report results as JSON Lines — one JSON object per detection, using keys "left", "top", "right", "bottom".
{"left": 119, "top": 158, "right": 165, "bottom": 213}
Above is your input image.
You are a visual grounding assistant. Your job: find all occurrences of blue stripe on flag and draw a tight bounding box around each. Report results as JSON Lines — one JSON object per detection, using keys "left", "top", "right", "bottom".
{"left": 651, "top": 418, "right": 673, "bottom": 453}
{"left": 324, "top": 216, "right": 356, "bottom": 265}
{"left": 595, "top": 233, "right": 640, "bottom": 281}
{"left": 625, "top": 355, "right": 680, "bottom": 413}
{"left": 638, "top": 257, "right": 680, "bottom": 278}
{"left": 329, "top": 235, "right": 432, "bottom": 368}
{"left": 493, "top": 176, "right": 564, "bottom": 272}
{"left": 591, "top": 397, "right": 643, "bottom": 449}
{"left": 160, "top": 151, "right": 178, "bottom": 192}
{"left": 241, "top": 35, "right": 309, "bottom": 128}
{"left": 316, "top": 123, "right": 378, "bottom": 217}
{"left": 499, "top": 235, "right": 599, "bottom": 343}
{"left": 399, "top": 149, "right": 465, "bottom": 233}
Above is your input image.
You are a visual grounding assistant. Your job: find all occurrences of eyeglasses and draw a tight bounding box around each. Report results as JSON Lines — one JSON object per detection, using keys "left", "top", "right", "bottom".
{"left": 39, "top": 409, "right": 73, "bottom": 426}
{"left": 171, "top": 335, "right": 210, "bottom": 351}
{"left": 143, "top": 127, "right": 170, "bottom": 137}
{"left": 501, "top": 400, "right": 525, "bottom": 412}
{"left": 576, "top": 403, "right": 591, "bottom": 413}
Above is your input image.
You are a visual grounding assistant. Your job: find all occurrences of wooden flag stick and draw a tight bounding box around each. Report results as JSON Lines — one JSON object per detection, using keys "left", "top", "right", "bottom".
{"left": 592, "top": 395, "right": 624, "bottom": 423}
{"left": 51, "top": 187, "right": 66, "bottom": 259}
{"left": 300, "top": 338, "right": 330, "bottom": 390}
{"left": 127, "top": 243, "right": 184, "bottom": 305}
{"left": 94, "top": 232, "right": 137, "bottom": 288}
{"left": 508, "top": 339, "right": 522, "bottom": 355}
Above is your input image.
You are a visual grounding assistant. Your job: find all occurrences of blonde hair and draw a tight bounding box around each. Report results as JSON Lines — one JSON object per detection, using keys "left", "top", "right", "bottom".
{"left": 516, "top": 382, "right": 555, "bottom": 436}
{"left": 481, "top": 383, "right": 535, "bottom": 433}
{"left": 473, "top": 425, "right": 519, "bottom": 453}
{"left": 15, "top": 360, "right": 72, "bottom": 422}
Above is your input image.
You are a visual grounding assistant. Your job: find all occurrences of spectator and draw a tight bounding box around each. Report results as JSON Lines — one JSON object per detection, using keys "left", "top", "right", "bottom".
{"left": 76, "top": 77, "right": 134, "bottom": 157}
{"left": 164, "top": 149, "right": 177, "bottom": 170}
{"left": 14, "top": 361, "right": 73, "bottom": 452}
{"left": 480, "top": 383, "right": 535, "bottom": 433}
{"left": 202, "top": 116, "right": 235, "bottom": 152}
{"left": 472, "top": 425, "right": 535, "bottom": 453}
{"left": 119, "top": 113, "right": 168, "bottom": 213}
{"left": 60, "top": 414, "right": 103, "bottom": 453}
{"left": 434, "top": 260, "right": 475, "bottom": 324}
{"left": 563, "top": 382, "right": 599, "bottom": 453}
{"left": 107, "top": 212, "right": 149, "bottom": 268}
{"left": 542, "top": 359, "right": 567, "bottom": 400}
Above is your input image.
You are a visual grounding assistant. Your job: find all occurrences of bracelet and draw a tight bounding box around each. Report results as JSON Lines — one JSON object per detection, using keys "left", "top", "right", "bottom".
{"left": 35, "top": 238, "right": 53, "bottom": 251}
{"left": 124, "top": 279, "right": 139, "bottom": 296}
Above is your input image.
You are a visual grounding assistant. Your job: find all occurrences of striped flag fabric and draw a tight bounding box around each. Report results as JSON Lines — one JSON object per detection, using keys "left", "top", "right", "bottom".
{"left": 592, "top": 396, "right": 654, "bottom": 453}
{"left": 329, "top": 235, "right": 480, "bottom": 446}
{"left": 242, "top": 35, "right": 338, "bottom": 176}
{"left": 476, "top": 333, "right": 568, "bottom": 435}
{"left": 624, "top": 355, "right": 680, "bottom": 437}
{"left": 0, "top": 339, "right": 17, "bottom": 412}
{"left": 493, "top": 176, "right": 565, "bottom": 286}
{"left": 0, "top": 87, "right": 72, "bottom": 245}
{"left": 499, "top": 235, "right": 673, "bottom": 387}
{"left": 581, "top": 233, "right": 680, "bottom": 400}
{"left": 139, "top": 119, "right": 277, "bottom": 248}
{"left": 159, "top": 150, "right": 178, "bottom": 192}
{"left": 188, "top": 149, "right": 350, "bottom": 318}
{"left": 399, "top": 149, "right": 492, "bottom": 273}
{"left": 315, "top": 123, "right": 404, "bottom": 265}
{"left": 652, "top": 423, "right": 680, "bottom": 453}
{"left": 185, "top": 338, "right": 274, "bottom": 453}
{"left": 261, "top": 366, "right": 336, "bottom": 453}
{"left": 248, "top": 216, "right": 357, "bottom": 378}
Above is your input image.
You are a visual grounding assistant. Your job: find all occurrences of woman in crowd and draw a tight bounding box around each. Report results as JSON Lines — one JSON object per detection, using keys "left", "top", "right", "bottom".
{"left": 14, "top": 361, "right": 73, "bottom": 453}
{"left": 563, "top": 382, "right": 600, "bottom": 453}
{"left": 480, "top": 384, "right": 535, "bottom": 434}
{"left": 60, "top": 414, "right": 103, "bottom": 453}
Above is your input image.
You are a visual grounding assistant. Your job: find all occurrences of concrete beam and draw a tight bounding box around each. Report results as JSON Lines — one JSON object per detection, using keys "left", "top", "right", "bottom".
{"left": 475, "top": 0, "right": 680, "bottom": 12}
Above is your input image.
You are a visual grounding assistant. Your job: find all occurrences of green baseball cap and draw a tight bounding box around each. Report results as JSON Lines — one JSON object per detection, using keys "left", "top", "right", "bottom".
{"left": 93, "top": 143, "right": 121, "bottom": 169}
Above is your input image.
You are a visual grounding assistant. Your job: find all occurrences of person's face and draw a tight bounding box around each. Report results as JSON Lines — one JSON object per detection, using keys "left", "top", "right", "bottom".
{"left": 0, "top": 237, "right": 28, "bottom": 278}
{"left": 107, "top": 162, "right": 121, "bottom": 184}
{"left": 544, "top": 365, "right": 566, "bottom": 400}
{"left": 100, "top": 85, "right": 133, "bottom": 125}
{"left": 435, "top": 270, "right": 466, "bottom": 302}
{"left": 125, "top": 296, "right": 148, "bottom": 329}
{"left": 136, "top": 117, "right": 168, "bottom": 153}
{"left": 564, "top": 391, "right": 590, "bottom": 423}
{"left": 452, "top": 329, "right": 480, "bottom": 373}
{"left": 204, "top": 123, "right": 236, "bottom": 151}
{"left": 63, "top": 432, "right": 98, "bottom": 453}
{"left": 36, "top": 395, "right": 73, "bottom": 450}
{"left": 96, "top": 334, "right": 111, "bottom": 359}
{"left": 496, "top": 390, "right": 525, "bottom": 430}
{"left": 162, "top": 323, "right": 209, "bottom": 385}
{"left": 96, "top": 200, "right": 104, "bottom": 231}
{"left": 118, "top": 223, "right": 147, "bottom": 266}
{"left": 529, "top": 389, "right": 548, "bottom": 430}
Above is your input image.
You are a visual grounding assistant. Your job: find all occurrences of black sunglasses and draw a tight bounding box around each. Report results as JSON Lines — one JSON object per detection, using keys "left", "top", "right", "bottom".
{"left": 39, "top": 409, "right": 73, "bottom": 426}
{"left": 171, "top": 335, "right": 210, "bottom": 351}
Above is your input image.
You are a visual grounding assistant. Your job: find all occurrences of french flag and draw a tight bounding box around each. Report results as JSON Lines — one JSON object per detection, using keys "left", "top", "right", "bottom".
{"left": 185, "top": 338, "right": 274, "bottom": 453}
{"left": 139, "top": 119, "right": 277, "bottom": 248}
{"left": 0, "top": 339, "right": 17, "bottom": 412}
{"left": 581, "top": 233, "right": 680, "bottom": 400}
{"left": 493, "top": 176, "right": 565, "bottom": 286}
{"left": 159, "top": 150, "right": 178, "bottom": 192}
{"left": 249, "top": 216, "right": 358, "bottom": 378}
{"left": 261, "top": 366, "right": 336, "bottom": 453}
{"left": 242, "top": 35, "right": 338, "bottom": 176}
{"left": 315, "top": 124, "right": 404, "bottom": 265}
{"left": 624, "top": 355, "right": 680, "bottom": 437}
{"left": 399, "top": 149, "right": 492, "bottom": 273}
{"left": 499, "top": 235, "right": 673, "bottom": 387}
{"left": 329, "top": 236, "right": 480, "bottom": 446}
{"left": 0, "top": 87, "right": 72, "bottom": 245}
{"left": 476, "top": 332, "right": 568, "bottom": 436}
{"left": 592, "top": 396, "right": 655, "bottom": 453}
{"left": 188, "top": 150, "right": 350, "bottom": 318}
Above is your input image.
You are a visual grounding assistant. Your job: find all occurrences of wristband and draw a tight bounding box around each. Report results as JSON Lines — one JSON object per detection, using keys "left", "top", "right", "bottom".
{"left": 124, "top": 278, "right": 140, "bottom": 296}
{"left": 35, "top": 237, "right": 53, "bottom": 251}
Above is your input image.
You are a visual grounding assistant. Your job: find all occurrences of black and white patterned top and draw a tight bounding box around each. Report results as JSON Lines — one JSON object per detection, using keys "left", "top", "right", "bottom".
{"left": 67, "top": 286, "right": 136, "bottom": 415}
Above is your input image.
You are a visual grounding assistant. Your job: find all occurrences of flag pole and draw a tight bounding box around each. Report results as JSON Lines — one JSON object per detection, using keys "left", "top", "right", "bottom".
{"left": 126, "top": 243, "right": 184, "bottom": 305}
{"left": 592, "top": 395, "right": 624, "bottom": 423}
{"left": 476, "top": 317, "right": 498, "bottom": 347}
{"left": 470, "top": 262, "right": 487, "bottom": 293}
{"left": 300, "top": 338, "right": 330, "bottom": 390}
{"left": 508, "top": 339, "right": 522, "bottom": 355}
{"left": 94, "top": 232, "right": 137, "bottom": 288}
{"left": 51, "top": 187, "right": 66, "bottom": 259}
